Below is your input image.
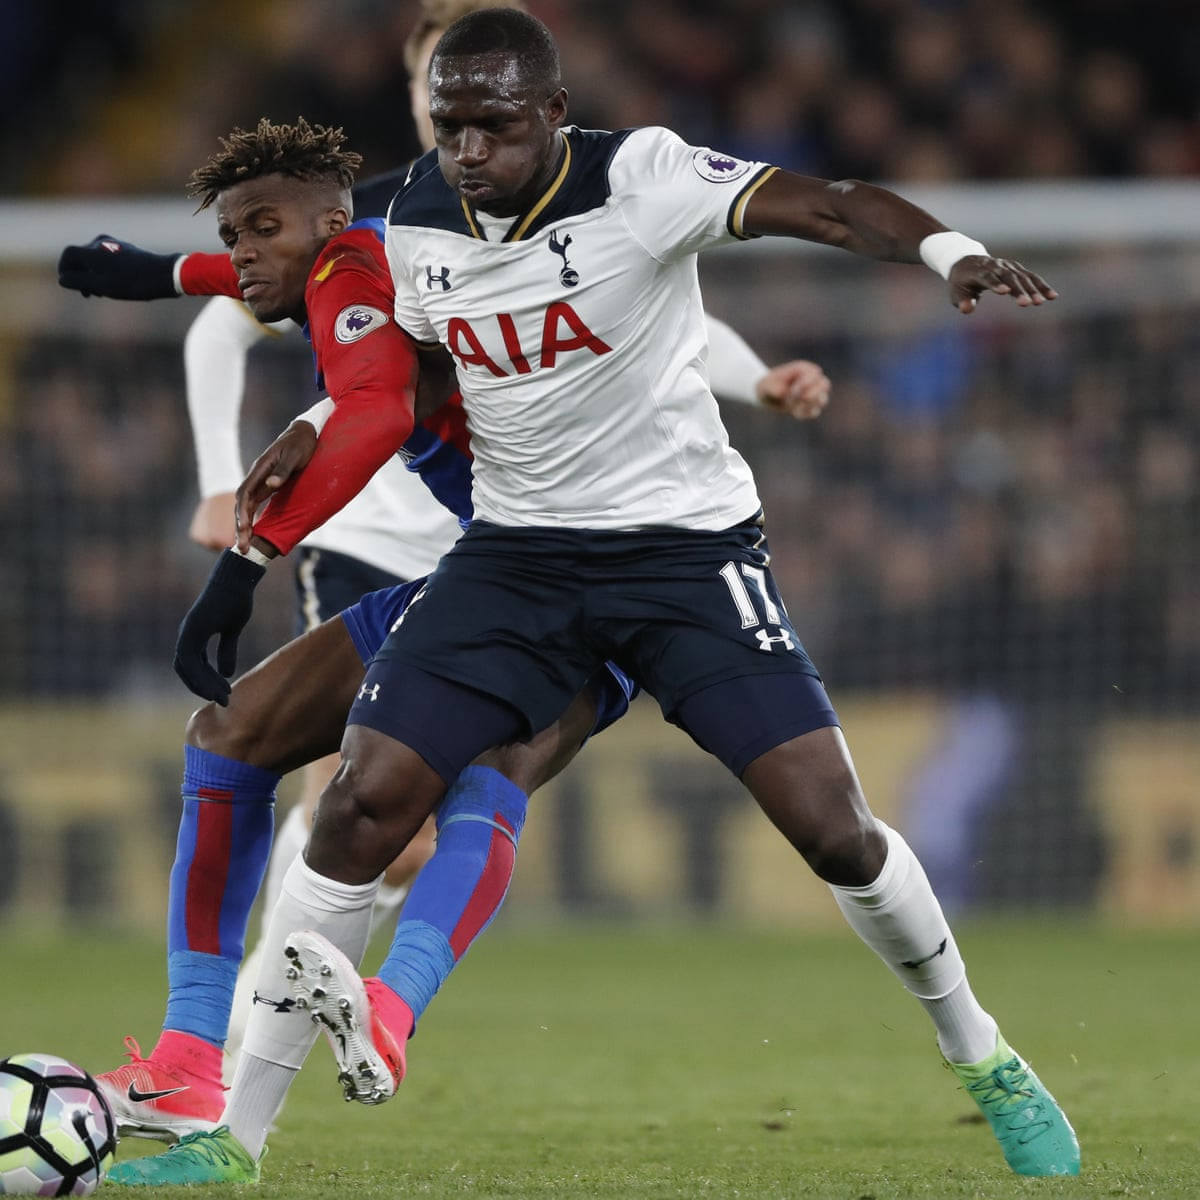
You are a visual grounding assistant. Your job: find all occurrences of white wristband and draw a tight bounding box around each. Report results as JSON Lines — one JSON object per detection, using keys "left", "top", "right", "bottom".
{"left": 919, "top": 232, "right": 988, "bottom": 280}
{"left": 231, "top": 543, "right": 272, "bottom": 567}
{"left": 292, "top": 396, "right": 335, "bottom": 435}
{"left": 172, "top": 253, "right": 188, "bottom": 296}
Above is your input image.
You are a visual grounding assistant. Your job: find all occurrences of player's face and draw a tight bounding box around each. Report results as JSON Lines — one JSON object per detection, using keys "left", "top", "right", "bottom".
{"left": 216, "top": 176, "right": 349, "bottom": 323}
{"left": 428, "top": 52, "right": 567, "bottom": 217}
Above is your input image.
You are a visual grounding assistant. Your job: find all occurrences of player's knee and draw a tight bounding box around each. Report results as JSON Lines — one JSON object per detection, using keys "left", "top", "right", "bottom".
{"left": 186, "top": 702, "right": 244, "bottom": 761}
{"left": 801, "top": 801, "right": 887, "bottom": 886}
{"left": 316, "top": 750, "right": 431, "bottom": 837}
{"left": 308, "top": 757, "right": 435, "bottom": 881}
{"left": 184, "top": 701, "right": 273, "bottom": 768}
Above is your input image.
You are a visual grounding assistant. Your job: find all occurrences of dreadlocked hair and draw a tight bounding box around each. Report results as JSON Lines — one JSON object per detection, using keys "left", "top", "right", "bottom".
{"left": 188, "top": 117, "right": 362, "bottom": 210}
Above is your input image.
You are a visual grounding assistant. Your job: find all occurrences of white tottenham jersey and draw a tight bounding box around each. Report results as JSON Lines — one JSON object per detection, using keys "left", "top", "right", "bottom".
{"left": 386, "top": 125, "right": 777, "bottom": 530}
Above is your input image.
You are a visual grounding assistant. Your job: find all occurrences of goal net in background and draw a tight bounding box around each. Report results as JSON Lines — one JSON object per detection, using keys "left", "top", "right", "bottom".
{"left": 0, "top": 183, "right": 1196, "bottom": 928}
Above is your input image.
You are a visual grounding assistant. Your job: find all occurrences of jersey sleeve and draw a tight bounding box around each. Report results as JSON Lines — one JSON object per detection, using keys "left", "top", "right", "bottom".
{"left": 178, "top": 252, "right": 241, "bottom": 298}
{"left": 609, "top": 127, "right": 777, "bottom": 262}
{"left": 252, "top": 242, "right": 420, "bottom": 555}
{"left": 384, "top": 195, "right": 439, "bottom": 343}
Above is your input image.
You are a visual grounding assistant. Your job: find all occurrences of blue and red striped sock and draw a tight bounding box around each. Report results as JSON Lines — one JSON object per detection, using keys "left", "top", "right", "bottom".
{"left": 161, "top": 745, "right": 279, "bottom": 1055}
{"left": 375, "top": 765, "right": 527, "bottom": 1035}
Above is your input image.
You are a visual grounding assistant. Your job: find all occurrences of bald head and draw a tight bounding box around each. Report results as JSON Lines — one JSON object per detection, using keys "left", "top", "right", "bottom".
{"left": 431, "top": 7, "right": 560, "bottom": 101}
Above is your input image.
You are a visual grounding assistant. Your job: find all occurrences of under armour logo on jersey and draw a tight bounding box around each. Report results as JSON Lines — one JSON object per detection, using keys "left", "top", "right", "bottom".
{"left": 426, "top": 265, "right": 452, "bottom": 291}
{"left": 357, "top": 682, "right": 381, "bottom": 702}
{"left": 755, "top": 628, "right": 795, "bottom": 653}
{"left": 548, "top": 230, "right": 579, "bottom": 287}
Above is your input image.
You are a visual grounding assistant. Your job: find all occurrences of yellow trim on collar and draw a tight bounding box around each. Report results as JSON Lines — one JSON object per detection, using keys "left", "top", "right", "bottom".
{"left": 507, "top": 131, "right": 572, "bottom": 243}
{"left": 460, "top": 196, "right": 484, "bottom": 240}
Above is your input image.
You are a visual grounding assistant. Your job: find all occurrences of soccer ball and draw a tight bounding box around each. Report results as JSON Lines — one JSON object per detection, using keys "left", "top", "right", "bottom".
{"left": 0, "top": 1054, "right": 117, "bottom": 1196}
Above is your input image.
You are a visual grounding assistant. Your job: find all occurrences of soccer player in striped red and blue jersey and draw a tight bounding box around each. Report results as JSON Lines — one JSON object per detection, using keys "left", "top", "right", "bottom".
{"left": 72, "top": 121, "right": 634, "bottom": 1176}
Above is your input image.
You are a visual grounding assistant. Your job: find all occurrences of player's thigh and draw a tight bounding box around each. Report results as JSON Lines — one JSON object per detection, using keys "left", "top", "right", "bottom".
{"left": 308, "top": 722, "right": 450, "bottom": 883}
{"left": 741, "top": 725, "right": 886, "bottom": 884}
{"left": 187, "top": 616, "right": 366, "bottom": 774}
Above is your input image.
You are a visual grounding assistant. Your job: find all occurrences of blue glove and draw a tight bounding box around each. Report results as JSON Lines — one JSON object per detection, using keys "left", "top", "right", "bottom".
{"left": 173, "top": 550, "right": 266, "bottom": 705}
{"left": 57, "top": 234, "right": 182, "bottom": 300}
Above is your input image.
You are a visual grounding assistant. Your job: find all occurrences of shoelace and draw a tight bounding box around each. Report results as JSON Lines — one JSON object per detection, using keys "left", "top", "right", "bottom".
{"left": 967, "top": 1058, "right": 1053, "bottom": 1142}
{"left": 120, "top": 1035, "right": 149, "bottom": 1066}
{"left": 169, "top": 1128, "right": 242, "bottom": 1168}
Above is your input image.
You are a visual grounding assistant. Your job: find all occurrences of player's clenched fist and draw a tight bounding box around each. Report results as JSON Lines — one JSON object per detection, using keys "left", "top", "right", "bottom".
{"left": 756, "top": 359, "right": 831, "bottom": 420}
{"left": 57, "top": 234, "right": 183, "bottom": 300}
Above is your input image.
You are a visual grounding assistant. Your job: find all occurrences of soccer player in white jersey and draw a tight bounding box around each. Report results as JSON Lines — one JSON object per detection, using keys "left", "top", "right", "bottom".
{"left": 84, "top": 0, "right": 832, "bottom": 1085}
{"left": 106, "top": 8, "right": 1077, "bottom": 1186}
{"left": 57, "top": 141, "right": 827, "bottom": 1187}
{"left": 184, "top": 271, "right": 827, "bottom": 1072}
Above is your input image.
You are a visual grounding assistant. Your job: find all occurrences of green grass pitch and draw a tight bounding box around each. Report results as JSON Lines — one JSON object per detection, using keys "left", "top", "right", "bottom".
{"left": 5, "top": 920, "right": 1197, "bottom": 1198}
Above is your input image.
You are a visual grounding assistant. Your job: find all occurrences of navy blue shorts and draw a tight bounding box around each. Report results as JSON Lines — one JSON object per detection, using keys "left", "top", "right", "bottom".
{"left": 293, "top": 547, "right": 406, "bottom": 638}
{"left": 340, "top": 580, "right": 637, "bottom": 775}
{"left": 368, "top": 517, "right": 838, "bottom": 775}
{"left": 340, "top": 579, "right": 428, "bottom": 665}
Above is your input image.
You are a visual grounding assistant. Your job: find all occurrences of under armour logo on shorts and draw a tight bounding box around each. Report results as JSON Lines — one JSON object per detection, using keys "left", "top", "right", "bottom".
{"left": 755, "top": 628, "right": 795, "bottom": 653}
{"left": 357, "top": 682, "right": 382, "bottom": 702}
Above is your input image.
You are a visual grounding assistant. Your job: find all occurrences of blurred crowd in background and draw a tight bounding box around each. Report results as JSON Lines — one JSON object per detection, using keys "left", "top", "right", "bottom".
{"left": 1, "top": 0, "right": 1198, "bottom": 908}
{"left": 4, "top": 0, "right": 1199, "bottom": 195}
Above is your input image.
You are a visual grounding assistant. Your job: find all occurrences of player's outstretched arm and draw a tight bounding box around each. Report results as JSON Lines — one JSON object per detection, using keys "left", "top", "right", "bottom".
{"left": 741, "top": 173, "right": 1057, "bottom": 314}
{"left": 58, "top": 235, "right": 241, "bottom": 300}
{"left": 57, "top": 235, "right": 184, "bottom": 299}
{"left": 241, "top": 364, "right": 420, "bottom": 556}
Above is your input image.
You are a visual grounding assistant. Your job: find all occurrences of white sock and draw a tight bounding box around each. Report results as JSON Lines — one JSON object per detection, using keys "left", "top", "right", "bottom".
{"left": 222, "top": 936, "right": 264, "bottom": 1084}
{"left": 240, "top": 856, "right": 379, "bottom": 1071}
{"left": 223, "top": 1053, "right": 296, "bottom": 1160}
{"left": 224, "top": 806, "right": 310, "bottom": 1075}
{"left": 829, "top": 821, "right": 998, "bottom": 1063}
{"left": 920, "top": 978, "right": 999, "bottom": 1066}
{"left": 261, "top": 805, "right": 310, "bottom": 933}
